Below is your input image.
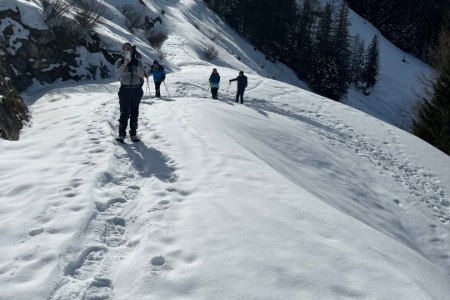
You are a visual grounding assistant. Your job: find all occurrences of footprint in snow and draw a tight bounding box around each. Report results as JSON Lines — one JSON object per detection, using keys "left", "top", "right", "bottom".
{"left": 102, "top": 218, "right": 127, "bottom": 247}
{"left": 123, "top": 185, "right": 141, "bottom": 200}
{"left": 149, "top": 200, "right": 170, "bottom": 212}
{"left": 29, "top": 228, "right": 44, "bottom": 236}
{"left": 151, "top": 256, "right": 166, "bottom": 267}
{"left": 84, "top": 278, "right": 114, "bottom": 300}
{"left": 95, "top": 197, "right": 127, "bottom": 212}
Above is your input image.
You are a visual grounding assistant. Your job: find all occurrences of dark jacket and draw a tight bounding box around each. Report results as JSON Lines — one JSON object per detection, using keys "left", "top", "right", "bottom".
{"left": 230, "top": 75, "right": 248, "bottom": 91}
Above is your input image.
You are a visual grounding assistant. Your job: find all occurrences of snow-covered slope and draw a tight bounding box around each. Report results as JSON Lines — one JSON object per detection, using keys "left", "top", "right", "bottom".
{"left": 1, "top": 1, "right": 449, "bottom": 299}
{"left": 3, "top": 0, "right": 430, "bottom": 131}
{"left": 1, "top": 66, "right": 450, "bottom": 299}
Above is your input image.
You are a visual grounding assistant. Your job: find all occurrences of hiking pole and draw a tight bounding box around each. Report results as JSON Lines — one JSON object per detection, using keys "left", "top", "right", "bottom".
{"left": 225, "top": 82, "right": 231, "bottom": 99}
{"left": 225, "top": 82, "right": 231, "bottom": 94}
{"left": 204, "top": 85, "right": 210, "bottom": 97}
{"left": 146, "top": 77, "right": 152, "bottom": 100}
{"left": 163, "top": 81, "right": 171, "bottom": 97}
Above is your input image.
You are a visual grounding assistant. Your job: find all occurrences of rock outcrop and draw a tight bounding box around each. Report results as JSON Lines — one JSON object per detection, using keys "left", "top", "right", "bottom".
{"left": 0, "top": 63, "right": 28, "bottom": 140}
{"left": 0, "top": 6, "right": 119, "bottom": 140}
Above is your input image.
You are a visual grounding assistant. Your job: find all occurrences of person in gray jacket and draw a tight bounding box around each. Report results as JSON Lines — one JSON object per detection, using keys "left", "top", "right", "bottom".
{"left": 115, "top": 42, "right": 146, "bottom": 143}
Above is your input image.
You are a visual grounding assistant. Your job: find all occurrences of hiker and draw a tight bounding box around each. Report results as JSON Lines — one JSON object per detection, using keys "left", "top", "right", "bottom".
{"left": 209, "top": 68, "right": 220, "bottom": 99}
{"left": 148, "top": 60, "right": 166, "bottom": 98}
{"left": 229, "top": 71, "right": 248, "bottom": 104}
{"left": 115, "top": 42, "right": 146, "bottom": 143}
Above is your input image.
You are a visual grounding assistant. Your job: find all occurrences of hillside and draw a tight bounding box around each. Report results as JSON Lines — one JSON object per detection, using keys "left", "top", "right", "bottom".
{"left": 1, "top": 1, "right": 449, "bottom": 299}
{"left": 343, "top": 4, "right": 432, "bottom": 130}
{"left": 1, "top": 0, "right": 433, "bottom": 132}
{"left": 1, "top": 66, "right": 450, "bottom": 299}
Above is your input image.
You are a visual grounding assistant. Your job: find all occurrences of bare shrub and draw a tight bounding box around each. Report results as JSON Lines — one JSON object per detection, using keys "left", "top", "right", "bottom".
{"left": 41, "top": 0, "right": 71, "bottom": 29}
{"left": 120, "top": 4, "right": 144, "bottom": 31}
{"left": 41, "top": 0, "right": 79, "bottom": 38}
{"left": 71, "top": 0, "right": 106, "bottom": 34}
{"left": 147, "top": 28, "right": 168, "bottom": 49}
{"left": 203, "top": 44, "right": 218, "bottom": 60}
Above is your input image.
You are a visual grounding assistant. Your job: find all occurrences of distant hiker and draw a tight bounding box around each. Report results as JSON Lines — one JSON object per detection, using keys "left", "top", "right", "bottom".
{"left": 115, "top": 42, "right": 146, "bottom": 143}
{"left": 148, "top": 60, "right": 166, "bottom": 98}
{"left": 229, "top": 71, "right": 248, "bottom": 104}
{"left": 209, "top": 68, "right": 220, "bottom": 99}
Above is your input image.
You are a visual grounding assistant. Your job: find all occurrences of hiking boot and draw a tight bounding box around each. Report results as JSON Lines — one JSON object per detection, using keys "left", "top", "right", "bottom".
{"left": 130, "top": 135, "right": 141, "bottom": 143}
{"left": 115, "top": 136, "right": 125, "bottom": 144}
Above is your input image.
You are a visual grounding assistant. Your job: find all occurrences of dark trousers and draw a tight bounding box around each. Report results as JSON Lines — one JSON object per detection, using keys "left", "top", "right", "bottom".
{"left": 118, "top": 86, "right": 143, "bottom": 137}
{"left": 211, "top": 87, "right": 218, "bottom": 99}
{"left": 155, "top": 81, "right": 162, "bottom": 97}
{"left": 235, "top": 89, "right": 245, "bottom": 103}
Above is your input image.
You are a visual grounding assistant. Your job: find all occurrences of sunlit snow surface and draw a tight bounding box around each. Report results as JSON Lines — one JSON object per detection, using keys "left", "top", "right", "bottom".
{"left": 1, "top": 0, "right": 449, "bottom": 299}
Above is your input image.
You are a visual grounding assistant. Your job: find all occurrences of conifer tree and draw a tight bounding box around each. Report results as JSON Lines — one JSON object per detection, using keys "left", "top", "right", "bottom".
{"left": 269, "top": 0, "right": 299, "bottom": 62}
{"left": 413, "top": 33, "right": 450, "bottom": 154}
{"left": 361, "top": 35, "right": 380, "bottom": 94}
{"left": 309, "top": 3, "right": 340, "bottom": 100}
{"left": 346, "top": 0, "right": 447, "bottom": 60}
{"left": 331, "top": 2, "right": 352, "bottom": 97}
{"left": 349, "top": 34, "right": 365, "bottom": 86}
{"left": 294, "top": 0, "right": 315, "bottom": 77}
{"left": 309, "top": 54, "right": 340, "bottom": 100}
{"left": 314, "top": 3, "right": 333, "bottom": 58}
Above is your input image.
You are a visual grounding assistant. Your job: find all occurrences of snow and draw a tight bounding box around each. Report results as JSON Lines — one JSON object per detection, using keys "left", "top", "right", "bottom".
{"left": 1, "top": 0, "right": 450, "bottom": 299}
{"left": 0, "top": 0, "right": 47, "bottom": 30}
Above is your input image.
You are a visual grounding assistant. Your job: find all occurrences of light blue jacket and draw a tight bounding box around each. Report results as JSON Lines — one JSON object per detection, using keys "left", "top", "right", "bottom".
{"left": 209, "top": 73, "right": 220, "bottom": 88}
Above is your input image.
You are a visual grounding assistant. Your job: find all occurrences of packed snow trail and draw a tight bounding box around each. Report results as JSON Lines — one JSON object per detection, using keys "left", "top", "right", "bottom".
{"left": 47, "top": 83, "right": 179, "bottom": 300}
{"left": 1, "top": 74, "right": 450, "bottom": 299}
